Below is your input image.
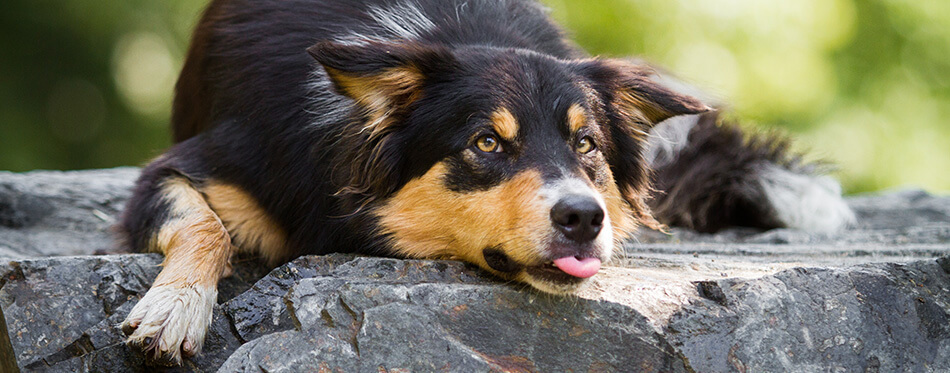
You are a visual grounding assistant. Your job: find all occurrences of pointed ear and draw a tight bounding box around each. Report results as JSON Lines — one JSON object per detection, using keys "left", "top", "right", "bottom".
{"left": 578, "top": 59, "right": 711, "bottom": 125}
{"left": 307, "top": 41, "right": 453, "bottom": 116}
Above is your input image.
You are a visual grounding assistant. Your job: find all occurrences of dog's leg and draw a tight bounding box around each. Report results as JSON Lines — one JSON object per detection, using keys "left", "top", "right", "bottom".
{"left": 647, "top": 111, "right": 855, "bottom": 233}
{"left": 120, "top": 174, "right": 233, "bottom": 365}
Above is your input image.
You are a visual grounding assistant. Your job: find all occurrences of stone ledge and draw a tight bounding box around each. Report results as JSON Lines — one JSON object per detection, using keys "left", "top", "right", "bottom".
{"left": 1, "top": 168, "right": 948, "bottom": 371}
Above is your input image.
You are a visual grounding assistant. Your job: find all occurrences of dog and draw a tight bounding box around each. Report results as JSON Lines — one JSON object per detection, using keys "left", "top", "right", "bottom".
{"left": 118, "top": 0, "right": 854, "bottom": 364}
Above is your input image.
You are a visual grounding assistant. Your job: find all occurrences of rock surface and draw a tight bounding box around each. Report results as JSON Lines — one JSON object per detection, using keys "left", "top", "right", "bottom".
{"left": 1, "top": 168, "right": 948, "bottom": 372}
{"left": 0, "top": 168, "right": 138, "bottom": 259}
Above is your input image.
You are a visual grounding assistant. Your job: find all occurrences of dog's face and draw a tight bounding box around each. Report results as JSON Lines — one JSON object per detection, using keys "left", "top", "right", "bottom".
{"left": 309, "top": 41, "right": 707, "bottom": 293}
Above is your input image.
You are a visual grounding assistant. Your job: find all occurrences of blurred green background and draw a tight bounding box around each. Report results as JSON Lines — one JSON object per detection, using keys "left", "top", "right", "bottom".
{"left": 1, "top": 0, "right": 947, "bottom": 193}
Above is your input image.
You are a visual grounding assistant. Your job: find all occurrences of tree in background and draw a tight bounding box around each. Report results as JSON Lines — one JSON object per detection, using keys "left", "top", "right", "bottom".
{"left": 1, "top": 0, "right": 948, "bottom": 193}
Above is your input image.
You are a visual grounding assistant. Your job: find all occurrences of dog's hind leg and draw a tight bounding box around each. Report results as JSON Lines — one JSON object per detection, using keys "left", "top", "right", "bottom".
{"left": 119, "top": 169, "right": 234, "bottom": 365}
{"left": 647, "top": 111, "right": 855, "bottom": 233}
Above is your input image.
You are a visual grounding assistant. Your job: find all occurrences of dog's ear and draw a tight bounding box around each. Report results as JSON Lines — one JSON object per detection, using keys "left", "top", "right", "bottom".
{"left": 578, "top": 59, "right": 710, "bottom": 126}
{"left": 308, "top": 41, "right": 454, "bottom": 120}
{"left": 307, "top": 41, "right": 456, "bottom": 205}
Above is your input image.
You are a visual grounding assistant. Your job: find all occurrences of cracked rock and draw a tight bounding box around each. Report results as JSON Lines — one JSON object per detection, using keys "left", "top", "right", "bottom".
{"left": 0, "top": 254, "right": 266, "bottom": 371}
{"left": 667, "top": 261, "right": 950, "bottom": 372}
{"left": 1, "top": 169, "right": 949, "bottom": 371}
{"left": 220, "top": 266, "right": 688, "bottom": 372}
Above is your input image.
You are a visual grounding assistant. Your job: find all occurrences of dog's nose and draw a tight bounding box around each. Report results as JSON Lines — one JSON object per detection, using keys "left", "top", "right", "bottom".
{"left": 551, "top": 194, "right": 604, "bottom": 242}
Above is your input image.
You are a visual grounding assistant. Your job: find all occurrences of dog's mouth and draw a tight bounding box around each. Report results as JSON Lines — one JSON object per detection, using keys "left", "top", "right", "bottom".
{"left": 483, "top": 247, "right": 602, "bottom": 292}
{"left": 525, "top": 256, "right": 600, "bottom": 284}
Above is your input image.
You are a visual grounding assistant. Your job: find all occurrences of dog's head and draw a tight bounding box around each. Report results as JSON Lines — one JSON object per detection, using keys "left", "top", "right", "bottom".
{"left": 309, "top": 41, "right": 708, "bottom": 293}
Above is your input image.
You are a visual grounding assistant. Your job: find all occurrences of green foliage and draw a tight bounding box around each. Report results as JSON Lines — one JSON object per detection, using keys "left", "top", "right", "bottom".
{"left": 0, "top": 0, "right": 201, "bottom": 171}
{"left": 0, "top": 0, "right": 947, "bottom": 193}
{"left": 546, "top": 0, "right": 950, "bottom": 193}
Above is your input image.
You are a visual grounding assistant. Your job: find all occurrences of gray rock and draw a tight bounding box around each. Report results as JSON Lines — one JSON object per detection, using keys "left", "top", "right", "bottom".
{"left": 222, "top": 255, "right": 488, "bottom": 343}
{"left": 668, "top": 259, "right": 950, "bottom": 372}
{"left": 220, "top": 258, "right": 686, "bottom": 372}
{"left": 0, "top": 169, "right": 948, "bottom": 371}
{"left": 0, "top": 168, "right": 138, "bottom": 259}
{"left": 0, "top": 253, "right": 267, "bottom": 371}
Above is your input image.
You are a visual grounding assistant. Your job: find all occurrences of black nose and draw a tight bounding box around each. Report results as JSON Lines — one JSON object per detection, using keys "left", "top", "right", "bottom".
{"left": 551, "top": 194, "right": 604, "bottom": 243}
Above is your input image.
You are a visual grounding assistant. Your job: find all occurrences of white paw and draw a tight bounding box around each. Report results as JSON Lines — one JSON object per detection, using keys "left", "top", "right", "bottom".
{"left": 757, "top": 165, "right": 856, "bottom": 233}
{"left": 121, "top": 284, "right": 216, "bottom": 365}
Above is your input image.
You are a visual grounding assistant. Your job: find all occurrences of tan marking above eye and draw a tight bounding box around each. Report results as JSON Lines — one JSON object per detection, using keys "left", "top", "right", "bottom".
{"left": 475, "top": 134, "right": 502, "bottom": 153}
{"left": 567, "top": 103, "right": 589, "bottom": 134}
{"left": 490, "top": 107, "right": 519, "bottom": 141}
{"left": 575, "top": 136, "right": 595, "bottom": 154}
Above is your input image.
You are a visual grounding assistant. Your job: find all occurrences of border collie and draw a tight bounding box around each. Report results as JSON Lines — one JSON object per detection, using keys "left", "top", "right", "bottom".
{"left": 119, "top": 0, "right": 854, "bottom": 364}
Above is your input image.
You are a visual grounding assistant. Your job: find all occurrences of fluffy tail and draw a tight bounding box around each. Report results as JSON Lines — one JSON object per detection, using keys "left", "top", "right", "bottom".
{"left": 645, "top": 111, "right": 855, "bottom": 233}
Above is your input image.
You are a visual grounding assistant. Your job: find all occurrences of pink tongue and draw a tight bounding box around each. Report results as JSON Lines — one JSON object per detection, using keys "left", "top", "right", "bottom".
{"left": 552, "top": 256, "right": 602, "bottom": 278}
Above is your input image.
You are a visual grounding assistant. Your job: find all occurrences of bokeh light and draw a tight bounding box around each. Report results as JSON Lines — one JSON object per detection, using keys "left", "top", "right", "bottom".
{"left": 547, "top": 0, "right": 949, "bottom": 193}
{"left": 112, "top": 32, "right": 178, "bottom": 118}
{"left": 0, "top": 0, "right": 947, "bottom": 193}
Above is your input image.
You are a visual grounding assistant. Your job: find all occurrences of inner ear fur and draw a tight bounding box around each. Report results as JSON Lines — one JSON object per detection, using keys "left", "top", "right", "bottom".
{"left": 323, "top": 65, "right": 423, "bottom": 121}
{"left": 580, "top": 59, "right": 711, "bottom": 126}
{"left": 307, "top": 41, "right": 453, "bottom": 119}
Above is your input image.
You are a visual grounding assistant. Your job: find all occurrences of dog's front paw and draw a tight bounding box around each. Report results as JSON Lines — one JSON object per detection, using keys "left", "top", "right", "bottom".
{"left": 121, "top": 284, "right": 217, "bottom": 365}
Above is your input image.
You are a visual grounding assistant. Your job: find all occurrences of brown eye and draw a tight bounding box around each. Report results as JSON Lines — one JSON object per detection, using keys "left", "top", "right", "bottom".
{"left": 575, "top": 136, "right": 595, "bottom": 154}
{"left": 475, "top": 134, "right": 502, "bottom": 153}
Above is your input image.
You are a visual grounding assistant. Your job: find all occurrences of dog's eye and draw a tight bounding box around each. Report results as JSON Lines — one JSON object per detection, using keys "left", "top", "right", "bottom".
{"left": 475, "top": 134, "right": 503, "bottom": 153}
{"left": 575, "top": 136, "right": 595, "bottom": 154}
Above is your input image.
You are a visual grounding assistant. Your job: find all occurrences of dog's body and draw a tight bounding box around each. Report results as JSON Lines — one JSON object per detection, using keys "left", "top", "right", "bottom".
{"left": 119, "top": 0, "right": 853, "bottom": 364}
